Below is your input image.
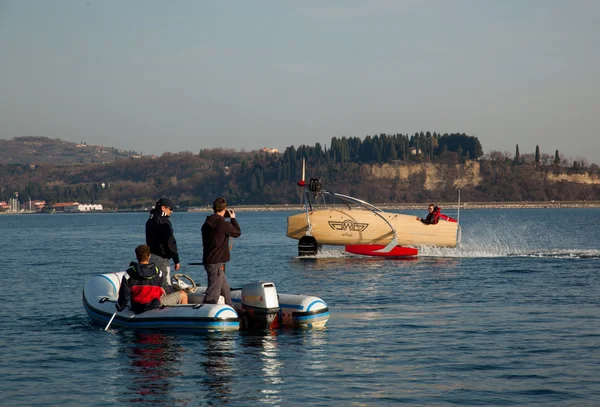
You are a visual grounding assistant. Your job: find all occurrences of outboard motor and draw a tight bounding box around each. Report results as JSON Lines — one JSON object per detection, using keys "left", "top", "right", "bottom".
{"left": 298, "top": 235, "right": 318, "bottom": 256}
{"left": 297, "top": 177, "right": 322, "bottom": 256}
{"left": 240, "top": 282, "right": 281, "bottom": 330}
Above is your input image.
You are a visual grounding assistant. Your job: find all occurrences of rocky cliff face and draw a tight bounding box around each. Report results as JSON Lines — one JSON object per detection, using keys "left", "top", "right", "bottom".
{"left": 368, "top": 161, "right": 483, "bottom": 190}
{"left": 547, "top": 173, "right": 600, "bottom": 184}
{"left": 368, "top": 161, "right": 600, "bottom": 190}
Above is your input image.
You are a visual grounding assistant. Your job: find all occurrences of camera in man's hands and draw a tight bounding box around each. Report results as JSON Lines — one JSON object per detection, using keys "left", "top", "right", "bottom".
{"left": 224, "top": 210, "right": 231, "bottom": 218}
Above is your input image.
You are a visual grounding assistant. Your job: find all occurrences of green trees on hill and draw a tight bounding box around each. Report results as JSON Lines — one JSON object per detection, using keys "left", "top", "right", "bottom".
{"left": 322, "top": 132, "right": 483, "bottom": 164}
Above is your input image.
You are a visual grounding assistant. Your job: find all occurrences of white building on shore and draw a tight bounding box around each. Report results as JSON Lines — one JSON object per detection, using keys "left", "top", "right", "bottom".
{"left": 78, "top": 203, "right": 103, "bottom": 212}
{"left": 52, "top": 202, "right": 103, "bottom": 212}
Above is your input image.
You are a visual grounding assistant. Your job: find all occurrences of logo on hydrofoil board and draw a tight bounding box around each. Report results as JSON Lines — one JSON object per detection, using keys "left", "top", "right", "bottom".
{"left": 328, "top": 220, "right": 369, "bottom": 232}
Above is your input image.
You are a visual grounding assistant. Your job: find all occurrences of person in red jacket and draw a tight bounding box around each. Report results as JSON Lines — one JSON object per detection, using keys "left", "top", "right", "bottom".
{"left": 417, "top": 204, "right": 440, "bottom": 225}
{"left": 201, "top": 197, "right": 241, "bottom": 306}
{"left": 116, "top": 245, "right": 188, "bottom": 313}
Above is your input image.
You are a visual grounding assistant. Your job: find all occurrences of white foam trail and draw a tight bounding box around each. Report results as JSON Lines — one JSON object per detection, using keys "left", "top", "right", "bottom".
{"left": 418, "top": 245, "right": 600, "bottom": 259}
{"left": 514, "top": 249, "right": 600, "bottom": 259}
{"left": 295, "top": 248, "right": 350, "bottom": 259}
{"left": 296, "top": 244, "right": 600, "bottom": 259}
{"left": 418, "top": 245, "right": 497, "bottom": 258}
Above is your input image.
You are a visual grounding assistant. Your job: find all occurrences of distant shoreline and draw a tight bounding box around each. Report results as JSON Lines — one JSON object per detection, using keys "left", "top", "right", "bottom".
{"left": 189, "top": 201, "right": 600, "bottom": 212}
{"left": 2, "top": 200, "right": 600, "bottom": 215}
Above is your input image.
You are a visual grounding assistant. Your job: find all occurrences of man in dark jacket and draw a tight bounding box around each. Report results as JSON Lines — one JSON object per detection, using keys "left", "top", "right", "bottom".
{"left": 146, "top": 197, "right": 180, "bottom": 290}
{"left": 417, "top": 204, "right": 440, "bottom": 225}
{"left": 116, "top": 245, "right": 188, "bottom": 313}
{"left": 201, "top": 197, "right": 241, "bottom": 306}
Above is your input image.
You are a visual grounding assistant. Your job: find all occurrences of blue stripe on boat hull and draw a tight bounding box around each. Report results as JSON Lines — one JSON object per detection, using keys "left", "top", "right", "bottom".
{"left": 83, "top": 298, "right": 239, "bottom": 332}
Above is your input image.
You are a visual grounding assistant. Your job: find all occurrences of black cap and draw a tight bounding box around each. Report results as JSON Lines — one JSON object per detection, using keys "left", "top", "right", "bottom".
{"left": 156, "top": 198, "right": 174, "bottom": 209}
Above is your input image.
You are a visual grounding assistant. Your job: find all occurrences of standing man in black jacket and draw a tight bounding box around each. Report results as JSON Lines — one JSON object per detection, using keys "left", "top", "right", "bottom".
{"left": 146, "top": 197, "right": 180, "bottom": 291}
{"left": 201, "top": 197, "right": 241, "bottom": 306}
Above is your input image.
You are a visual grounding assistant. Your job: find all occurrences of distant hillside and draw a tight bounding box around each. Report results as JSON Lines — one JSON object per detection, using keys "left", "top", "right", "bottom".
{"left": 1, "top": 135, "right": 599, "bottom": 208}
{"left": 1, "top": 148, "right": 600, "bottom": 209}
{"left": 0, "top": 136, "right": 142, "bottom": 165}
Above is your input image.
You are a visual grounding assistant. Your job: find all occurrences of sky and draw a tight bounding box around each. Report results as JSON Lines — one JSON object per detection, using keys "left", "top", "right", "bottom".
{"left": 1, "top": 0, "right": 599, "bottom": 163}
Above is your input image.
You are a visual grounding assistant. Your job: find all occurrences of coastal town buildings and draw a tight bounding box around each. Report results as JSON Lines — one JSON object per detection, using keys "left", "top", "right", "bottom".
{"left": 0, "top": 198, "right": 46, "bottom": 212}
{"left": 0, "top": 200, "right": 103, "bottom": 213}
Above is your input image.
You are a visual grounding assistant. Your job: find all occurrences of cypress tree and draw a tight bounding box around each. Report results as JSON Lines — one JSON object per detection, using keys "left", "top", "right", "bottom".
{"left": 390, "top": 142, "right": 398, "bottom": 160}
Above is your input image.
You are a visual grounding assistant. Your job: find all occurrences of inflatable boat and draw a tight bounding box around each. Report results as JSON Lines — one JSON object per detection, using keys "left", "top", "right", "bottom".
{"left": 83, "top": 272, "right": 330, "bottom": 332}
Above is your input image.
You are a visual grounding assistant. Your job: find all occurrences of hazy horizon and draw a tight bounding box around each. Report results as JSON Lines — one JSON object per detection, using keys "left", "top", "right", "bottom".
{"left": 1, "top": 0, "right": 599, "bottom": 164}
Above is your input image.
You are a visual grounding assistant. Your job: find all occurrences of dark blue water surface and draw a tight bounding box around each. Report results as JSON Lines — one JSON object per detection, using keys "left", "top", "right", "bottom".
{"left": 1, "top": 208, "right": 599, "bottom": 406}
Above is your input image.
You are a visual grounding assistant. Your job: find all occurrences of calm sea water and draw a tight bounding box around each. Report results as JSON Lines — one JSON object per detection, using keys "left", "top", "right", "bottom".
{"left": 1, "top": 209, "right": 599, "bottom": 406}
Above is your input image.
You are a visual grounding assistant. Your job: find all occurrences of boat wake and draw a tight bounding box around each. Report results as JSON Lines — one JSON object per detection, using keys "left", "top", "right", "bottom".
{"left": 298, "top": 246, "right": 600, "bottom": 260}
{"left": 416, "top": 216, "right": 600, "bottom": 259}
{"left": 509, "top": 249, "right": 600, "bottom": 259}
{"left": 419, "top": 246, "right": 600, "bottom": 259}
{"left": 295, "top": 249, "right": 350, "bottom": 260}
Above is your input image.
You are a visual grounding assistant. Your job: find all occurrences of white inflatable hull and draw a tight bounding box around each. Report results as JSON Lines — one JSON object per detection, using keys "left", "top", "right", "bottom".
{"left": 83, "top": 272, "right": 329, "bottom": 332}
{"left": 83, "top": 272, "right": 238, "bottom": 332}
